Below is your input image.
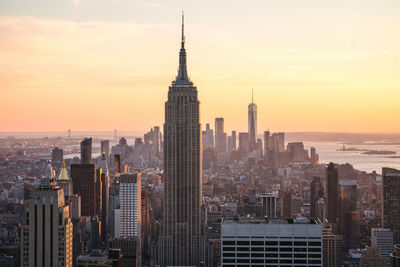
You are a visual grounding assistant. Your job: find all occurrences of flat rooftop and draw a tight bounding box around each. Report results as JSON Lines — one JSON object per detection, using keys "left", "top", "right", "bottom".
{"left": 222, "top": 217, "right": 322, "bottom": 225}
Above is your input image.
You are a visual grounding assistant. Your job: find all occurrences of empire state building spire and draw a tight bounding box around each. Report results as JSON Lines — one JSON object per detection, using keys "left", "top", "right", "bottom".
{"left": 175, "top": 12, "right": 191, "bottom": 84}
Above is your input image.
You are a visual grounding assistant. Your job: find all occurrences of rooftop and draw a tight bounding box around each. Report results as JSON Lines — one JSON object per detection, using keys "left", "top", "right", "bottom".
{"left": 222, "top": 217, "right": 322, "bottom": 225}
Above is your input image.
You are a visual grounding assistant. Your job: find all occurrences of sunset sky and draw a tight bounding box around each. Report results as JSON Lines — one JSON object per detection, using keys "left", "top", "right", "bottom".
{"left": 0, "top": 0, "right": 399, "bottom": 133}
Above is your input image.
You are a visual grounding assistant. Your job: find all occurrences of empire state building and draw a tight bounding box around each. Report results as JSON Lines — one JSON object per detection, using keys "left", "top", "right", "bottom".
{"left": 157, "top": 14, "right": 206, "bottom": 266}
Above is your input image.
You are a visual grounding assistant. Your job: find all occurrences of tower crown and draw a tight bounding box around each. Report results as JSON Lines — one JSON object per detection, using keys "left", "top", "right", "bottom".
{"left": 173, "top": 12, "right": 192, "bottom": 85}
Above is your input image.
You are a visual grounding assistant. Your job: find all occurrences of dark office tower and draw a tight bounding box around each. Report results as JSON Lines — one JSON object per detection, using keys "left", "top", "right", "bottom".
{"left": 310, "top": 176, "right": 324, "bottom": 219}
{"left": 98, "top": 154, "right": 109, "bottom": 241}
{"left": 158, "top": 14, "right": 205, "bottom": 266}
{"left": 101, "top": 140, "right": 110, "bottom": 161}
{"left": 80, "top": 137, "right": 92, "bottom": 164}
{"left": 232, "top": 131, "right": 236, "bottom": 150}
{"left": 264, "top": 131, "right": 271, "bottom": 152}
{"left": 215, "top": 117, "right": 227, "bottom": 153}
{"left": 68, "top": 129, "right": 71, "bottom": 139}
{"left": 248, "top": 89, "right": 257, "bottom": 152}
{"left": 71, "top": 164, "right": 97, "bottom": 216}
{"left": 113, "top": 154, "right": 122, "bottom": 174}
{"left": 51, "top": 147, "right": 63, "bottom": 167}
{"left": 340, "top": 180, "right": 359, "bottom": 250}
{"left": 383, "top": 167, "right": 400, "bottom": 243}
{"left": 238, "top": 132, "right": 249, "bottom": 154}
{"left": 114, "top": 129, "right": 117, "bottom": 139}
{"left": 326, "top": 162, "right": 339, "bottom": 228}
{"left": 282, "top": 191, "right": 292, "bottom": 217}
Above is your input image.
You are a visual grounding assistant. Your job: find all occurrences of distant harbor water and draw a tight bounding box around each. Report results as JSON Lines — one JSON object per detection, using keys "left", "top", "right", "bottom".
{"left": 304, "top": 142, "right": 400, "bottom": 174}
{"left": 1, "top": 132, "right": 399, "bottom": 174}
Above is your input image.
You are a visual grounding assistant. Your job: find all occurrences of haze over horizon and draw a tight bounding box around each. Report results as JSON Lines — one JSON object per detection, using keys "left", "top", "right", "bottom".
{"left": 1, "top": 0, "right": 399, "bottom": 133}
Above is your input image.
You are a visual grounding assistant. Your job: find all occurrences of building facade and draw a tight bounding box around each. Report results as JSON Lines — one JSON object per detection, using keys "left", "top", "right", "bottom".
{"left": 21, "top": 178, "right": 73, "bottom": 267}
{"left": 326, "top": 163, "right": 339, "bottom": 230}
{"left": 120, "top": 173, "right": 141, "bottom": 238}
{"left": 221, "top": 217, "right": 323, "bottom": 266}
{"left": 382, "top": 168, "right": 400, "bottom": 243}
{"left": 157, "top": 14, "right": 206, "bottom": 266}
{"left": 323, "top": 227, "right": 342, "bottom": 267}
{"left": 372, "top": 228, "right": 394, "bottom": 267}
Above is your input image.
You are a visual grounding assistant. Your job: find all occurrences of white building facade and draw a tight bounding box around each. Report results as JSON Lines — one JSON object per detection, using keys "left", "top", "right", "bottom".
{"left": 221, "top": 217, "right": 323, "bottom": 266}
{"left": 119, "top": 173, "right": 141, "bottom": 238}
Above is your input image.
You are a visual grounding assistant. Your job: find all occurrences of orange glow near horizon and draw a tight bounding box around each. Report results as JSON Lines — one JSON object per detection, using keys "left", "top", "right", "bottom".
{"left": 1, "top": 1, "right": 399, "bottom": 133}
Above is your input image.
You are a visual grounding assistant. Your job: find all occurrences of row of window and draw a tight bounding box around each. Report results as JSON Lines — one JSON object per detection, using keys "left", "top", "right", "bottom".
{"left": 223, "top": 246, "right": 321, "bottom": 252}
{"left": 222, "top": 253, "right": 321, "bottom": 258}
{"left": 223, "top": 258, "right": 322, "bottom": 264}
{"left": 223, "top": 241, "right": 321, "bottom": 246}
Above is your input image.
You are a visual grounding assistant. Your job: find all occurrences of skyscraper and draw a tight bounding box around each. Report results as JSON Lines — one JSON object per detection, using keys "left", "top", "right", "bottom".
{"left": 153, "top": 126, "right": 161, "bottom": 157}
{"left": 215, "top": 117, "right": 227, "bottom": 153}
{"left": 326, "top": 163, "right": 339, "bottom": 229}
{"left": 231, "top": 130, "right": 236, "bottom": 151}
{"left": 340, "top": 180, "right": 359, "bottom": 251}
{"left": 51, "top": 147, "right": 63, "bottom": 167}
{"left": 310, "top": 176, "right": 324, "bottom": 219}
{"left": 277, "top": 132, "right": 285, "bottom": 152}
{"left": 261, "top": 193, "right": 276, "bottom": 218}
{"left": 371, "top": 228, "right": 394, "bottom": 266}
{"left": 202, "top": 123, "right": 214, "bottom": 151}
{"left": 21, "top": 176, "right": 73, "bottom": 267}
{"left": 382, "top": 167, "right": 400, "bottom": 243}
{"left": 238, "top": 132, "right": 249, "bottom": 154}
{"left": 80, "top": 137, "right": 92, "bottom": 164}
{"left": 264, "top": 131, "right": 271, "bottom": 151}
{"left": 323, "top": 227, "right": 342, "bottom": 267}
{"left": 158, "top": 14, "right": 205, "bottom": 266}
{"left": 120, "top": 173, "right": 141, "bottom": 238}
{"left": 57, "top": 160, "right": 73, "bottom": 197}
{"left": 98, "top": 153, "right": 110, "bottom": 241}
{"left": 71, "top": 163, "right": 97, "bottom": 216}
{"left": 101, "top": 140, "right": 110, "bottom": 161}
{"left": 248, "top": 89, "right": 257, "bottom": 152}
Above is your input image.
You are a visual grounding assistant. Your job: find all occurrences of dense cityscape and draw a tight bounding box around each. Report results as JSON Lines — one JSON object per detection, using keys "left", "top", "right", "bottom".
{"left": 1, "top": 11, "right": 400, "bottom": 267}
